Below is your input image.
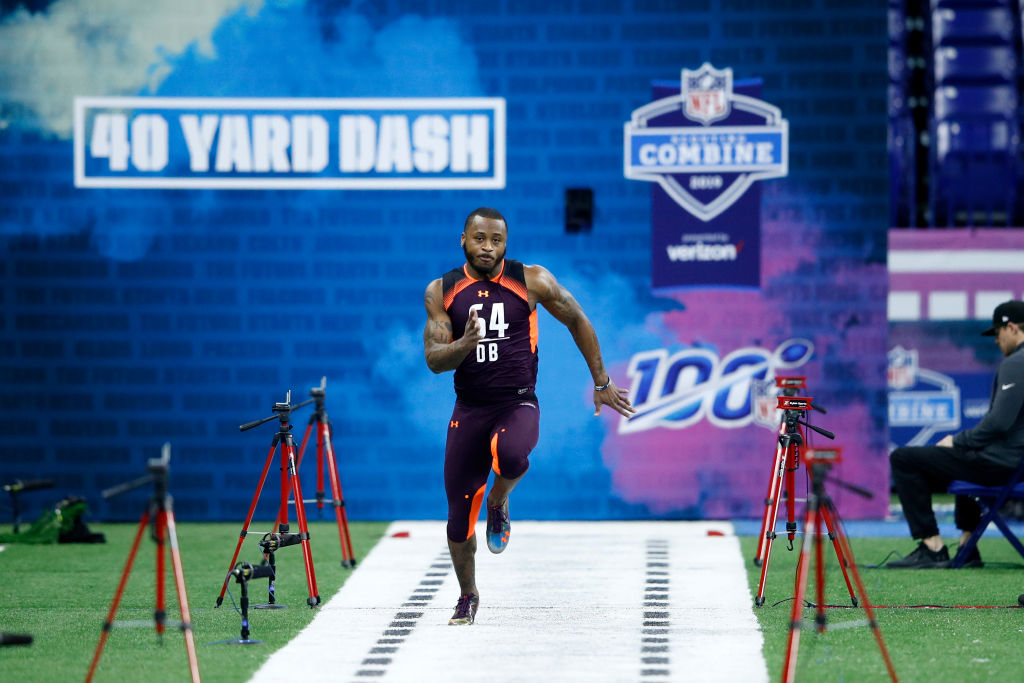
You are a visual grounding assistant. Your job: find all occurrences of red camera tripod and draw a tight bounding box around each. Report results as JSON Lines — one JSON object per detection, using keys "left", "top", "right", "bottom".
{"left": 287, "top": 377, "right": 356, "bottom": 568}
{"left": 752, "top": 389, "right": 857, "bottom": 609}
{"left": 86, "top": 444, "right": 200, "bottom": 683}
{"left": 216, "top": 391, "right": 321, "bottom": 610}
{"left": 781, "top": 448, "right": 898, "bottom": 682}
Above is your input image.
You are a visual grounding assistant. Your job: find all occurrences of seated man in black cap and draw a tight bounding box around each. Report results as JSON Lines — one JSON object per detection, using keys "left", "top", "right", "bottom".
{"left": 888, "top": 300, "right": 1024, "bottom": 568}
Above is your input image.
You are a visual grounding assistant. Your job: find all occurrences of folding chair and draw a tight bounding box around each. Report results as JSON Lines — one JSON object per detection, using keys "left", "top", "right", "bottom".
{"left": 946, "top": 456, "right": 1024, "bottom": 568}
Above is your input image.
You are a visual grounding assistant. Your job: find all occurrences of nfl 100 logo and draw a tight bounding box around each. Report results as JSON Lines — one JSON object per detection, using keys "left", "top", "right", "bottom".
{"left": 623, "top": 63, "right": 788, "bottom": 222}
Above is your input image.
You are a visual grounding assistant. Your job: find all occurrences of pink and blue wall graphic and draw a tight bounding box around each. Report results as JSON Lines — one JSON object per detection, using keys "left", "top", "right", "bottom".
{"left": 1, "top": 1, "right": 888, "bottom": 522}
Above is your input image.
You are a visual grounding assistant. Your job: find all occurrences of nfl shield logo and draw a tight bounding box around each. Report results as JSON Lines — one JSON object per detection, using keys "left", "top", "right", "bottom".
{"left": 887, "top": 346, "right": 918, "bottom": 390}
{"left": 682, "top": 63, "right": 732, "bottom": 125}
{"left": 751, "top": 378, "right": 781, "bottom": 429}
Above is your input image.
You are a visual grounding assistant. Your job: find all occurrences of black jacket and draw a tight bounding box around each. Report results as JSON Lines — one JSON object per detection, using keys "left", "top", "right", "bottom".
{"left": 953, "top": 341, "right": 1024, "bottom": 468}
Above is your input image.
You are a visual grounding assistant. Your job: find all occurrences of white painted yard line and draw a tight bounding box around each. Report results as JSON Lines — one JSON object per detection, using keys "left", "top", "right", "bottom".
{"left": 249, "top": 521, "right": 767, "bottom": 683}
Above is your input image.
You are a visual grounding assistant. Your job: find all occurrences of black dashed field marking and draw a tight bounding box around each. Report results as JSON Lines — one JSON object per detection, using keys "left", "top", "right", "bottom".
{"left": 352, "top": 549, "right": 451, "bottom": 681}
{"left": 641, "top": 539, "right": 671, "bottom": 680}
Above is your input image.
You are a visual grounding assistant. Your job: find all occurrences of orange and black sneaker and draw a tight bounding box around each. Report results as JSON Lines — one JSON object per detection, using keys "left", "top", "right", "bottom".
{"left": 448, "top": 593, "right": 479, "bottom": 625}
{"left": 486, "top": 499, "right": 510, "bottom": 553}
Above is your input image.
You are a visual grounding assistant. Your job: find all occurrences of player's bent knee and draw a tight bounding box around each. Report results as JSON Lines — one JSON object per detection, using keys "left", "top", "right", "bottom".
{"left": 446, "top": 518, "right": 472, "bottom": 543}
{"left": 890, "top": 446, "right": 913, "bottom": 469}
{"left": 495, "top": 456, "right": 529, "bottom": 481}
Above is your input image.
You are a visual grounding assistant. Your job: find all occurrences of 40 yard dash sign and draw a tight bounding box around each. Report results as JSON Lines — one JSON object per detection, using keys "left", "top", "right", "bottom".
{"left": 73, "top": 96, "right": 506, "bottom": 190}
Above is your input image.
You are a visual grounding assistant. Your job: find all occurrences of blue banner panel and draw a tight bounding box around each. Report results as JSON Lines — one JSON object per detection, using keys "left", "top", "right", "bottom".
{"left": 626, "top": 68, "right": 788, "bottom": 290}
{"left": 74, "top": 97, "right": 505, "bottom": 189}
{"left": 0, "top": 2, "right": 888, "bottom": 523}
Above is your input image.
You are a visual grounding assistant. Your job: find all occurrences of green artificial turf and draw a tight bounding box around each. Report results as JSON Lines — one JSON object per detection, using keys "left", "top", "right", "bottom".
{"left": 4, "top": 519, "right": 1023, "bottom": 683}
{"left": 740, "top": 534, "right": 1024, "bottom": 682}
{"left": 0, "top": 520, "right": 388, "bottom": 682}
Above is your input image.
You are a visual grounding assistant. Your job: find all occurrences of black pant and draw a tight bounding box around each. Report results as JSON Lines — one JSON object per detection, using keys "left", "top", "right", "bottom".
{"left": 890, "top": 445, "right": 1015, "bottom": 540}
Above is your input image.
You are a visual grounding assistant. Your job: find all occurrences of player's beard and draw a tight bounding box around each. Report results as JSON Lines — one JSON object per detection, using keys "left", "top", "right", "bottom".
{"left": 464, "top": 244, "right": 500, "bottom": 278}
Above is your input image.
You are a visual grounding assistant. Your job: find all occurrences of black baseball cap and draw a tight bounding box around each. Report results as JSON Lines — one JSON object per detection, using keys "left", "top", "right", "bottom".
{"left": 982, "top": 300, "right": 1024, "bottom": 336}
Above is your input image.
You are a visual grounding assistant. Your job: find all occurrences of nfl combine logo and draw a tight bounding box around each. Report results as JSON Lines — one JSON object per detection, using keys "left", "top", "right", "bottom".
{"left": 623, "top": 63, "right": 789, "bottom": 222}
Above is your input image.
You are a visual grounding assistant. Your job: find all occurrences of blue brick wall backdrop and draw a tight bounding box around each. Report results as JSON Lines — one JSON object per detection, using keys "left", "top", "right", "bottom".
{"left": 0, "top": 0, "right": 886, "bottom": 523}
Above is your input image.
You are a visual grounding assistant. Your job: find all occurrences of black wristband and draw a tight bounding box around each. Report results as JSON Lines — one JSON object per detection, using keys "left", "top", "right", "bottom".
{"left": 594, "top": 377, "right": 611, "bottom": 391}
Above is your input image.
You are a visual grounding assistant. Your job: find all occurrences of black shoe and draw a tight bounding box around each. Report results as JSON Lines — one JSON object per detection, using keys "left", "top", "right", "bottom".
{"left": 941, "top": 546, "right": 984, "bottom": 569}
{"left": 886, "top": 542, "right": 950, "bottom": 569}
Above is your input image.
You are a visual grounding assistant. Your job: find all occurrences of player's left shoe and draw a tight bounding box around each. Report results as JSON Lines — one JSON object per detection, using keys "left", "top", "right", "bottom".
{"left": 486, "top": 499, "right": 510, "bottom": 553}
{"left": 448, "top": 593, "right": 479, "bottom": 625}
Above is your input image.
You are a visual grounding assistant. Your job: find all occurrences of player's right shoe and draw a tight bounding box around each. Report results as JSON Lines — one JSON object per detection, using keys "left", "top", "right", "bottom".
{"left": 448, "top": 593, "right": 479, "bottom": 625}
{"left": 486, "top": 499, "right": 510, "bottom": 553}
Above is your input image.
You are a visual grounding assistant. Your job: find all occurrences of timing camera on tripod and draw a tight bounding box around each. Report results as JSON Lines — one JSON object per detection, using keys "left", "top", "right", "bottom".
{"left": 754, "top": 376, "right": 826, "bottom": 568}
{"left": 753, "top": 392, "right": 861, "bottom": 609}
{"left": 214, "top": 379, "right": 357, "bottom": 611}
{"left": 209, "top": 561, "right": 278, "bottom": 646}
{"left": 85, "top": 444, "right": 200, "bottom": 683}
{"left": 780, "top": 444, "right": 898, "bottom": 683}
{"left": 289, "top": 377, "right": 356, "bottom": 568}
{"left": 215, "top": 389, "right": 321, "bottom": 610}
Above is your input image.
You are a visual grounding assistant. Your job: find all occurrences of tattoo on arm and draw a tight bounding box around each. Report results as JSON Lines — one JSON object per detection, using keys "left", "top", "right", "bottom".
{"left": 548, "top": 287, "right": 581, "bottom": 325}
{"left": 430, "top": 319, "right": 453, "bottom": 344}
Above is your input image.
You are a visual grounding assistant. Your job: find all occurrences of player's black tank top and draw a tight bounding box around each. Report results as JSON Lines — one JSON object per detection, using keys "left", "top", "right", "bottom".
{"left": 442, "top": 259, "right": 538, "bottom": 405}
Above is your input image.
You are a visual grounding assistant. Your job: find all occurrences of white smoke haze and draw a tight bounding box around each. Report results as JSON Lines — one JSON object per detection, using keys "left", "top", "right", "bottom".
{"left": 0, "top": 0, "right": 263, "bottom": 137}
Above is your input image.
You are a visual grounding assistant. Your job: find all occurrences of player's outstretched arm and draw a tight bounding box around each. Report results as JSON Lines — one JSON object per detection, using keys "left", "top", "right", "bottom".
{"left": 526, "top": 265, "right": 635, "bottom": 418}
{"left": 423, "top": 279, "right": 482, "bottom": 373}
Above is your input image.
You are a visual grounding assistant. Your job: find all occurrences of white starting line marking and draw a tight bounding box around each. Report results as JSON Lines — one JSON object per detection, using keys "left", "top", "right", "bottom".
{"left": 249, "top": 521, "right": 767, "bottom": 682}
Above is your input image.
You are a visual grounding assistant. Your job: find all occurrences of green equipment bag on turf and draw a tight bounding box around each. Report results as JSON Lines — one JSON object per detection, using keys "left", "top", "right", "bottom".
{"left": 0, "top": 496, "right": 106, "bottom": 544}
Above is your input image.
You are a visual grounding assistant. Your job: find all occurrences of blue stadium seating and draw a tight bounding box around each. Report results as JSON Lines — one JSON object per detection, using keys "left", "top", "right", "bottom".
{"left": 930, "top": 84, "right": 1020, "bottom": 226}
{"left": 931, "top": 6, "right": 1016, "bottom": 47}
{"left": 889, "top": 0, "right": 920, "bottom": 226}
{"left": 933, "top": 45, "right": 1018, "bottom": 85}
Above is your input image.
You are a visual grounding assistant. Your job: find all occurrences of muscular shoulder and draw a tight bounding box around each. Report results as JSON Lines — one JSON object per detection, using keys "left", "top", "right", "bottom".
{"left": 524, "top": 264, "right": 559, "bottom": 303}
{"left": 424, "top": 278, "right": 444, "bottom": 313}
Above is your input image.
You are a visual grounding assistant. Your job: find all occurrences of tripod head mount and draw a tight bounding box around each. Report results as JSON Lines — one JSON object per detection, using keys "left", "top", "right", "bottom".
{"left": 804, "top": 447, "right": 874, "bottom": 500}
{"left": 239, "top": 390, "right": 315, "bottom": 432}
{"left": 775, "top": 377, "right": 828, "bottom": 414}
{"left": 307, "top": 376, "right": 328, "bottom": 415}
{"left": 777, "top": 396, "right": 836, "bottom": 441}
{"left": 309, "top": 376, "right": 326, "bottom": 400}
{"left": 102, "top": 443, "right": 172, "bottom": 501}
{"left": 2, "top": 479, "right": 53, "bottom": 495}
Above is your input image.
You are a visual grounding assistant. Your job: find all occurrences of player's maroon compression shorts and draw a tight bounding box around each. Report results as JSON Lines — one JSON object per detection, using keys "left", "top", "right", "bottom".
{"left": 444, "top": 396, "right": 539, "bottom": 542}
